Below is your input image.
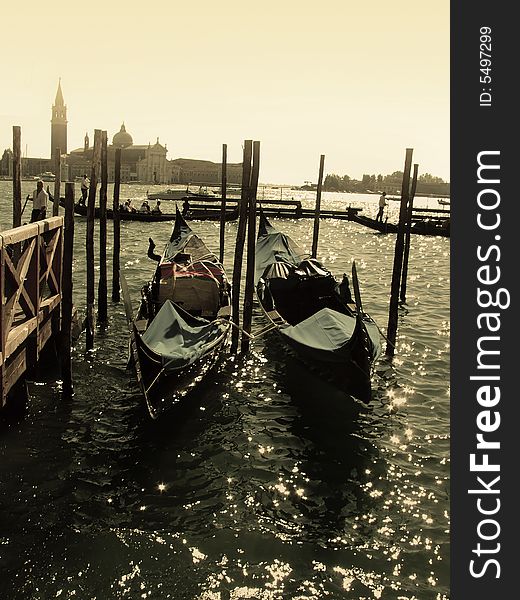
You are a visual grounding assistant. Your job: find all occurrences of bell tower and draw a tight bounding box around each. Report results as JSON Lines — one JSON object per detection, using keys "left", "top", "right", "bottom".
{"left": 51, "top": 79, "right": 67, "bottom": 156}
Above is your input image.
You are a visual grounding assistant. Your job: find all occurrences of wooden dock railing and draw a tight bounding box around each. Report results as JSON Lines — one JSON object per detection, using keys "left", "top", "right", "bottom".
{"left": 0, "top": 216, "right": 63, "bottom": 406}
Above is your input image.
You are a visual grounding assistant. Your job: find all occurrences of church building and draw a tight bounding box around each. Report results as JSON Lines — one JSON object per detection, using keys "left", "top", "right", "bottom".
{"left": 68, "top": 124, "right": 175, "bottom": 184}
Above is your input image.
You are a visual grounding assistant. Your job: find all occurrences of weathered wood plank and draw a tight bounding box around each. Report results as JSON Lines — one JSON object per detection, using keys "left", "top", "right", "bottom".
{"left": 311, "top": 154, "right": 325, "bottom": 259}
{"left": 230, "top": 140, "right": 252, "bottom": 353}
{"left": 12, "top": 126, "right": 22, "bottom": 228}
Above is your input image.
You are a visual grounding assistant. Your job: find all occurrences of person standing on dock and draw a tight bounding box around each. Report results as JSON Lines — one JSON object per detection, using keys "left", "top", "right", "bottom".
{"left": 30, "top": 180, "right": 48, "bottom": 222}
{"left": 375, "top": 192, "right": 387, "bottom": 222}
{"left": 80, "top": 174, "right": 89, "bottom": 205}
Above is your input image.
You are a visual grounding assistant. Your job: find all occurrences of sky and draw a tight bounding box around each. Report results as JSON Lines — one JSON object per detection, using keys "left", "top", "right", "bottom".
{"left": 0, "top": 0, "right": 449, "bottom": 185}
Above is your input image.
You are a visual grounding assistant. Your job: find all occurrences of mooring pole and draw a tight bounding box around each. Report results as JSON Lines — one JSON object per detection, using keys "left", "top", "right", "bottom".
{"left": 219, "top": 143, "right": 227, "bottom": 264}
{"left": 311, "top": 154, "right": 325, "bottom": 258}
{"left": 86, "top": 129, "right": 102, "bottom": 351}
{"left": 241, "top": 140, "right": 261, "bottom": 353}
{"left": 61, "top": 182, "right": 75, "bottom": 396}
{"left": 386, "top": 148, "right": 413, "bottom": 357}
{"left": 12, "top": 126, "right": 22, "bottom": 228}
{"left": 400, "top": 163, "right": 419, "bottom": 304}
{"left": 97, "top": 131, "right": 108, "bottom": 323}
{"left": 53, "top": 147, "right": 61, "bottom": 217}
{"left": 112, "top": 147, "right": 122, "bottom": 302}
{"left": 230, "top": 140, "right": 253, "bottom": 353}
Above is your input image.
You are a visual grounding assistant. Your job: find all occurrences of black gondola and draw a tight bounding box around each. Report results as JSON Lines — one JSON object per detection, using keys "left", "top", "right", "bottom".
{"left": 348, "top": 212, "right": 450, "bottom": 237}
{"left": 129, "top": 207, "right": 231, "bottom": 418}
{"left": 53, "top": 195, "right": 238, "bottom": 221}
{"left": 255, "top": 211, "right": 381, "bottom": 402}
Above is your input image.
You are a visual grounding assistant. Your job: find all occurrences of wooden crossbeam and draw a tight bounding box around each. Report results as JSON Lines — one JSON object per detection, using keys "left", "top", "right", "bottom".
{"left": 3, "top": 238, "right": 37, "bottom": 332}
{"left": 39, "top": 228, "right": 61, "bottom": 296}
{"left": 1, "top": 216, "right": 65, "bottom": 406}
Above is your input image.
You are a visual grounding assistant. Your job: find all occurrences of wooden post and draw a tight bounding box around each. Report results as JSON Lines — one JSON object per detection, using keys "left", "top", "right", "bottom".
{"left": 12, "top": 126, "right": 22, "bottom": 228}
{"left": 386, "top": 148, "right": 413, "bottom": 357}
{"left": 86, "top": 130, "right": 102, "bottom": 351}
{"left": 400, "top": 163, "right": 419, "bottom": 303}
{"left": 241, "top": 141, "right": 260, "bottom": 353}
{"left": 53, "top": 147, "right": 61, "bottom": 217}
{"left": 98, "top": 131, "right": 108, "bottom": 322}
{"left": 112, "top": 148, "right": 122, "bottom": 302}
{"left": 311, "top": 154, "right": 325, "bottom": 258}
{"left": 230, "top": 140, "right": 253, "bottom": 353}
{"left": 219, "top": 143, "right": 227, "bottom": 264}
{"left": 61, "top": 182, "right": 75, "bottom": 396}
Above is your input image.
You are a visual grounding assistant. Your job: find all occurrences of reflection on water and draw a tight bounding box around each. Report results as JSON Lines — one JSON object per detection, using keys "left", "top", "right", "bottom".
{"left": 0, "top": 183, "right": 449, "bottom": 599}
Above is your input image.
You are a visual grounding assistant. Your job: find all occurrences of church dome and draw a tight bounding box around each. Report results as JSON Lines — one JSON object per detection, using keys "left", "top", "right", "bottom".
{"left": 112, "top": 123, "right": 133, "bottom": 148}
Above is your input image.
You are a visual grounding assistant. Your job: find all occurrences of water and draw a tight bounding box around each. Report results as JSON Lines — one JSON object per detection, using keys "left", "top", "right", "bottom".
{"left": 0, "top": 182, "right": 450, "bottom": 599}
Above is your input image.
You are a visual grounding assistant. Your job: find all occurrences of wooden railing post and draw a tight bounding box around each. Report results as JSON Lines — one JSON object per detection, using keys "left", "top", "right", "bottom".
{"left": 219, "top": 143, "right": 227, "bottom": 264}
{"left": 311, "top": 155, "right": 325, "bottom": 258}
{"left": 53, "top": 147, "right": 61, "bottom": 217}
{"left": 26, "top": 225, "right": 40, "bottom": 370}
{"left": 61, "top": 183, "right": 75, "bottom": 395}
{"left": 86, "top": 130, "right": 102, "bottom": 351}
{"left": 241, "top": 141, "right": 260, "bottom": 353}
{"left": 230, "top": 140, "right": 253, "bottom": 353}
{"left": 112, "top": 148, "right": 122, "bottom": 302}
{"left": 98, "top": 131, "right": 108, "bottom": 322}
{"left": 386, "top": 148, "right": 413, "bottom": 357}
{"left": 400, "top": 163, "right": 419, "bottom": 303}
{"left": 12, "top": 126, "right": 22, "bottom": 228}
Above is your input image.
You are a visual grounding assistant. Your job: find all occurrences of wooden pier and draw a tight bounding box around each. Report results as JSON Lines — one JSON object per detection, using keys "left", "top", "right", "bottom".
{"left": 187, "top": 201, "right": 450, "bottom": 236}
{"left": 0, "top": 217, "right": 64, "bottom": 406}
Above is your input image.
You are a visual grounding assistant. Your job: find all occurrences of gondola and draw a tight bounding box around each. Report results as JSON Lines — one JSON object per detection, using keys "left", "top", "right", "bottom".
{"left": 128, "top": 207, "right": 231, "bottom": 419}
{"left": 255, "top": 211, "right": 381, "bottom": 402}
{"left": 55, "top": 196, "right": 238, "bottom": 222}
{"left": 348, "top": 212, "right": 450, "bottom": 237}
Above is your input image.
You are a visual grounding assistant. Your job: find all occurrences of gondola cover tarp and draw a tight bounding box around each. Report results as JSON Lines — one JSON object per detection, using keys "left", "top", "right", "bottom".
{"left": 280, "top": 308, "right": 381, "bottom": 362}
{"left": 254, "top": 230, "right": 304, "bottom": 285}
{"left": 141, "top": 300, "right": 227, "bottom": 371}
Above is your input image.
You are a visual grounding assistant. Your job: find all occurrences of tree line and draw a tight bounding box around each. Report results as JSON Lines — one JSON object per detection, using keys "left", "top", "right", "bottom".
{"left": 322, "top": 171, "right": 449, "bottom": 195}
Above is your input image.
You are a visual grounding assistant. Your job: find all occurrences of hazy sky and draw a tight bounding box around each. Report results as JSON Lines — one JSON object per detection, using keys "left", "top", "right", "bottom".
{"left": 0, "top": 1, "right": 449, "bottom": 184}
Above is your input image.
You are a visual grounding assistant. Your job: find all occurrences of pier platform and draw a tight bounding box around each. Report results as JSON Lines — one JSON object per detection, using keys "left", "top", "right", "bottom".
{"left": 1, "top": 217, "right": 64, "bottom": 406}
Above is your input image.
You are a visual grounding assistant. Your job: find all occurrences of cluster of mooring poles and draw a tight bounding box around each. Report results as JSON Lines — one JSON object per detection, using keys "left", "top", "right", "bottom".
{"left": 7, "top": 126, "right": 125, "bottom": 399}
{"left": 229, "top": 140, "right": 261, "bottom": 354}
{"left": 385, "top": 148, "right": 420, "bottom": 357}
{"left": 227, "top": 144, "right": 327, "bottom": 354}
{"left": 84, "top": 130, "right": 124, "bottom": 352}
{"left": 4, "top": 125, "right": 420, "bottom": 404}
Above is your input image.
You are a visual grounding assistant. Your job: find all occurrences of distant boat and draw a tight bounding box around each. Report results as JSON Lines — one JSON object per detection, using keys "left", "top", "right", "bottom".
{"left": 38, "top": 172, "right": 55, "bottom": 182}
{"left": 147, "top": 185, "right": 216, "bottom": 201}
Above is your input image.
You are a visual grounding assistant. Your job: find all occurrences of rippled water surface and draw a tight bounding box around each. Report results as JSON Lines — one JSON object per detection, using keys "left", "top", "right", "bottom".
{"left": 0, "top": 183, "right": 450, "bottom": 599}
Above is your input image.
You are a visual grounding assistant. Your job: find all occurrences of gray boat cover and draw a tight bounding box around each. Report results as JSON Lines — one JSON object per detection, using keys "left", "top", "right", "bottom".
{"left": 281, "top": 308, "right": 382, "bottom": 361}
{"left": 141, "top": 300, "right": 227, "bottom": 372}
{"left": 255, "top": 227, "right": 306, "bottom": 285}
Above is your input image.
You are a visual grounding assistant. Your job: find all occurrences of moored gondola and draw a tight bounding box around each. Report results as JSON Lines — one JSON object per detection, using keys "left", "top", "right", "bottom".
{"left": 54, "top": 196, "right": 238, "bottom": 222}
{"left": 255, "top": 211, "right": 381, "bottom": 401}
{"left": 129, "top": 207, "right": 231, "bottom": 418}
